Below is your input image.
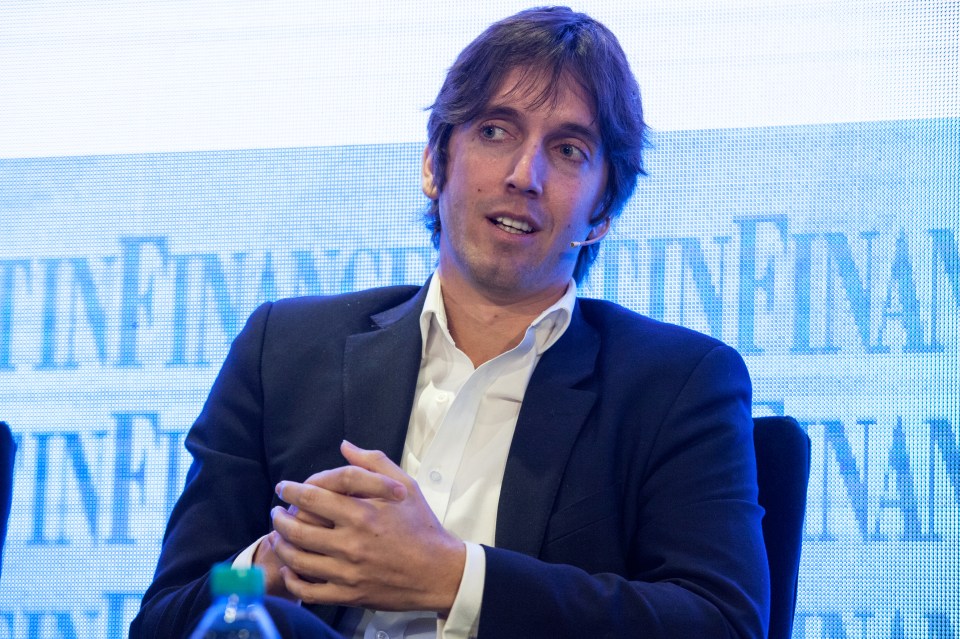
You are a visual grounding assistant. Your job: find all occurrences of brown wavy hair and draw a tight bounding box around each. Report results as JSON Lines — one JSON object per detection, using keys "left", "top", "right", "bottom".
{"left": 424, "top": 6, "right": 647, "bottom": 283}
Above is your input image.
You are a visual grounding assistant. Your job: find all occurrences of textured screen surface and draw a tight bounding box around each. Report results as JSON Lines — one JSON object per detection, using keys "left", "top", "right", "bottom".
{"left": 1, "top": 2, "right": 957, "bottom": 637}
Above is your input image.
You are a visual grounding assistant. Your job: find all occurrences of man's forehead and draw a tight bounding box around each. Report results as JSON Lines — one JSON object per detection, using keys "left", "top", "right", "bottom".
{"left": 483, "top": 66, "right": 599, "bottom": 128}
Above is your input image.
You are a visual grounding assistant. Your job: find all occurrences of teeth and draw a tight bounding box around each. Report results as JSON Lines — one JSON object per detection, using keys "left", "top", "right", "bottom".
{"left": 495, "top": 216, "right": 534, "bottom": 234}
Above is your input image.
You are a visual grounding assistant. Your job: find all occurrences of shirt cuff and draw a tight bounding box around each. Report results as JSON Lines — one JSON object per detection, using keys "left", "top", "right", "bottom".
{"left": 437, "top": 541, "right": 484, "bottom": 639}
{"left": 232, "top": 535, "right": 265, "bottom": 569}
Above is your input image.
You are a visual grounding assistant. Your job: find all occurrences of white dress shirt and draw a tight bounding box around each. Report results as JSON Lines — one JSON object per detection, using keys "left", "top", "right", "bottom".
{"left": 238, "top": 275, "right": 576, "bottom": 639}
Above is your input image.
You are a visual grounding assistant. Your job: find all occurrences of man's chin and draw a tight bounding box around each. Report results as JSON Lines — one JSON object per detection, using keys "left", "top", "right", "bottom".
{"left": 468, "top": 266, "right": 567, "bottom": 303}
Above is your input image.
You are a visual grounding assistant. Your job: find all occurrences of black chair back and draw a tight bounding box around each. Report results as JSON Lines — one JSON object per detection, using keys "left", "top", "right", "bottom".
{"left": 0, "top": 421, "right": 15, "bottom": 580}
{"left": 753, "top": 416, "right": 811, "bottom": 639}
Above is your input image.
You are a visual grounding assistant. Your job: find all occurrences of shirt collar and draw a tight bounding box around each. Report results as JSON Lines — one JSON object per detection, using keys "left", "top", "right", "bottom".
{"left": 418, "top": 273, "right": 577, "bottom": 359}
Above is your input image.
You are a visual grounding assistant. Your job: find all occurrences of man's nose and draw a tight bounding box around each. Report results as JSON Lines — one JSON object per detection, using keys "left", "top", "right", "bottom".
{"left": 505, "top": 141, "right": 545, "bottom": 196}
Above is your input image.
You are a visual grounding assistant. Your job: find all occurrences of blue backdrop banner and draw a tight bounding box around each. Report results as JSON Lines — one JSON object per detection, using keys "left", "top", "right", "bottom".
{"left": 1, "top": 117, "right": 957, "bottom": 636}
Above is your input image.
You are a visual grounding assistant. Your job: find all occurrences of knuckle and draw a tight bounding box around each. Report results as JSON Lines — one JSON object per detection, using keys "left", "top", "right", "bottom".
{"left": 368, "top": 449, "right": 388, "bottom": 463}
{"left": 293, "top": 581, "right": 323, "bottom": 606}
{"left": 339, "top": 566, "right": 364, "bottom": 591}
{"left": 274, "top": 540, "right": 301, "bottom": 569}
{"left": 300, "top": 486, "right": 323, "bottom": 512}
{"left": 282, "top": 571, "right": 304, "bottom": 595}
{"left": 320, "top": 584, "right": 361, "bottom": 607}
{"left": 299, "top": 487, "right": 323, "bottom": 511}
{"left": 354, "top": 507, "right": 376, "bottom": 529}
{"left": 284, "top": 521, "right": 307, "bottom": 546}
{"left": 289, "top": 553, "right": 316, "bottom": 577}
{"left": 340, "top": 467, "right": 363, "bottom": 492}
{"left": 305, "top": 471, "right": 328, "bottom": 485}
{"left": 341, "top": 535, "right": 369, "bottom": 564}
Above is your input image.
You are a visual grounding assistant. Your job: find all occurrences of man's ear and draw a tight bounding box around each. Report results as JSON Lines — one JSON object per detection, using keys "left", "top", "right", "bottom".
{"left": 421, "top": 146, "right": 439, "bottom": 200}
{"left": 588, "top": 216, "right": 611, "bottom": 242}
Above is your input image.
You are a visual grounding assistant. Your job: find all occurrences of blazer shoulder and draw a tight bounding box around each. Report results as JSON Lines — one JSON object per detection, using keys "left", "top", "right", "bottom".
{"left": 574, "top": 298, "right": 749, "bottom": 387}
{"left": 232, "top": 286, "right": 423, "bottom": 352}
{"left": 578, "top": 297, "right": 730, "bottom": 354}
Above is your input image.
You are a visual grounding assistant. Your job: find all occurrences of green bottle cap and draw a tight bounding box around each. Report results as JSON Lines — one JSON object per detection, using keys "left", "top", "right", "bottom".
{"left": 209, "top": 563, "right": 266, "bottom": 597}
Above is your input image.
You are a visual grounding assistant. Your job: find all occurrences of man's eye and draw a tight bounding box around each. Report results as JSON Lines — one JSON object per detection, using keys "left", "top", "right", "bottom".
{"left": 558, "top": 143, "right": 587, "bottom": 161}
{"left": 480, "top": 125, "right": 505, "bottom": 140}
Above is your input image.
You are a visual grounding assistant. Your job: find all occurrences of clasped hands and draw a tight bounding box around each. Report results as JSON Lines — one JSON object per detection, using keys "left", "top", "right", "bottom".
{"left": 254, "top": 440, "right": 466, "bottom": 615}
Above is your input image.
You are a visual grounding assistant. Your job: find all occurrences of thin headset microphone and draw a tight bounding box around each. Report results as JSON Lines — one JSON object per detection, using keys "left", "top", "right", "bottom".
{"left": 570, "top": 217, "right": 611, "bottom": 248}
{"left": 569, "top": 236, "right": 604, "bottom": 248}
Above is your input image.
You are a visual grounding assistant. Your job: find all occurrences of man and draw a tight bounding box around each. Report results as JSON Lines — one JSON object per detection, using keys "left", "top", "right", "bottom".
{"left": 132, "top": 7, "right": 769, "bottom": 638}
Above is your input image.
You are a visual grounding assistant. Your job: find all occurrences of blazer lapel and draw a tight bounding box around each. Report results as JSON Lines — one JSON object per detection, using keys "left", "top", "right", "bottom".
{"left": 495, "top": 301, "right": 600, "bottom": 556}
{"left": 341, "top": 286, "right": 428, "bottom": 463}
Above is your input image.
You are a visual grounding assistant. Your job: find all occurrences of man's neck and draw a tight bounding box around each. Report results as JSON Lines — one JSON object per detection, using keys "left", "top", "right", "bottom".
{"left": 437, "top": 270, "right": 567, "bottom": 368}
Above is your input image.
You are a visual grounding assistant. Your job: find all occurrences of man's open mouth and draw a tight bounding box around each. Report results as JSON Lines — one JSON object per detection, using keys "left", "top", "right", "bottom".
{"left": 493, "top": 216, "right": 534, "bottom": 235}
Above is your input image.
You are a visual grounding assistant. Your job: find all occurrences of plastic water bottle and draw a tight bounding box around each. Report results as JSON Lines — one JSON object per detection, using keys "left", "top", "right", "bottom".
{"left": 188, "top": 564, "right": 280, "bottom": 639}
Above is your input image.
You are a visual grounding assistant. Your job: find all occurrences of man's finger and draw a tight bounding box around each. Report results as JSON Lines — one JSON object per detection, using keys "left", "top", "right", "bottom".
{"left": 275, "top": 480, "right": 358, "bottom": 522}
{"left": 340, "top": 440, "right": 410, "bottom": 486}
{"left": 272, "top": 505, "right": 338, "bottom": 555}
{"left": 302, "top": 464, "right": 406, "bottom": 501}
{"left": 279, "top": 566, "right": 358, "bottom": 607}
{"left": 287, "top": 503, "right": 333, "bottom": 528}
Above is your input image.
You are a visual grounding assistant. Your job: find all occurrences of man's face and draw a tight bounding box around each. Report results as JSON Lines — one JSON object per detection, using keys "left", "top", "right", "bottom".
{"left": 423, "top": 68, "right": 608, "bottom": 303}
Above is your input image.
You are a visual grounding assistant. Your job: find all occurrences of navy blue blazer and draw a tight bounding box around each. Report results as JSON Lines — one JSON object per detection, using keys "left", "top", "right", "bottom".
{"left": 131, "top": 284, "right": 769, "bottom": 638}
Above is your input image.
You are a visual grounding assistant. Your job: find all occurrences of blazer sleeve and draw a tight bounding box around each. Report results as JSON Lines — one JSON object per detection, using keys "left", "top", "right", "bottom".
{"left": 129, "top": 303, "right": 338, "bottom": 639}
{"left": 478, "top": 343, "right": 769, "bottom": 639}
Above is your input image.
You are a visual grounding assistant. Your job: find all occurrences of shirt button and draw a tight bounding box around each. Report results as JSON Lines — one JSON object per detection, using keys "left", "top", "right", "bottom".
{"left": 436, "top": 392, "right": 450, "bottom": 403}
{"left": 429, "top": 469, "right": 443, "bottom": 483}
{"left": 376, "top": 632, "right": 390, "bottom": 639}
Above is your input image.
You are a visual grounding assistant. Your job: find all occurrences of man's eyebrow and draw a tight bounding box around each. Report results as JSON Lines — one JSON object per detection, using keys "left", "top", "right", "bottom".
{"left": 555, "top": 122, "right": 603, "bottom": 149}
{"left": 475, "top": 105, "right": 523, "bottom": 122}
